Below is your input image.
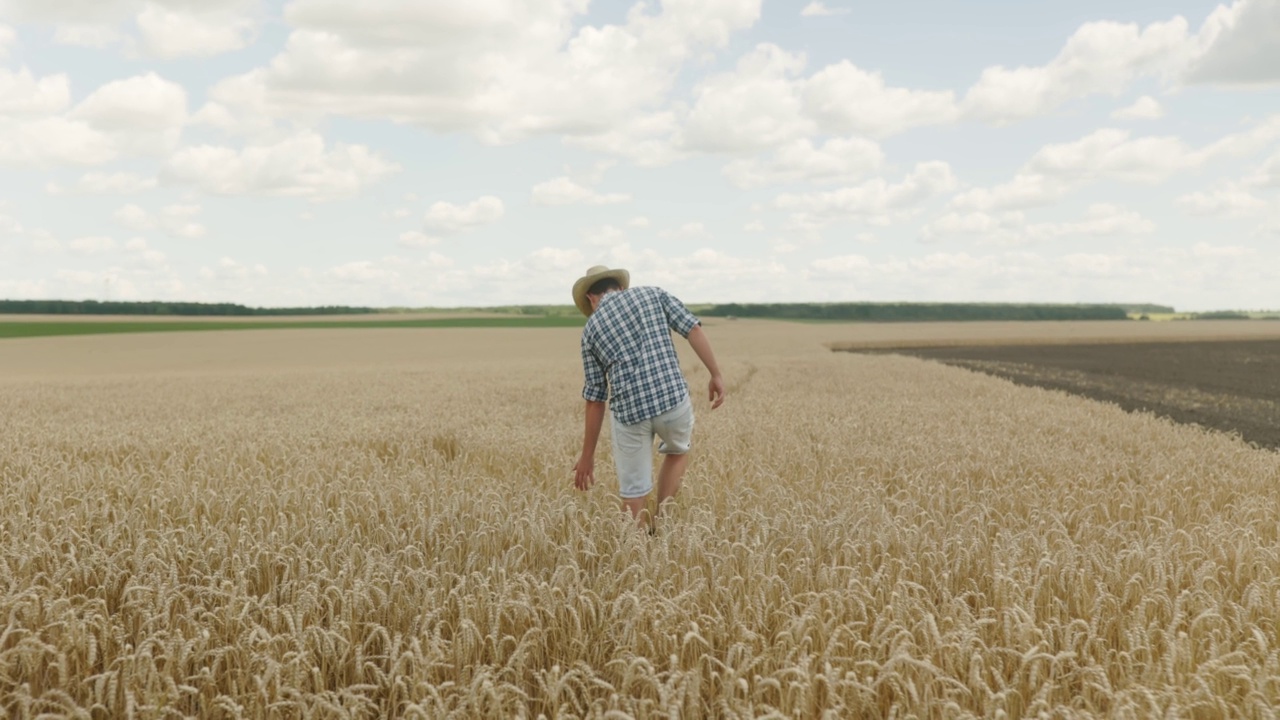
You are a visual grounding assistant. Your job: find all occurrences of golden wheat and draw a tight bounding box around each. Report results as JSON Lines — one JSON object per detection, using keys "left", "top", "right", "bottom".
{"left": 1, "top": 324, "right": 1278, "bottom": 718}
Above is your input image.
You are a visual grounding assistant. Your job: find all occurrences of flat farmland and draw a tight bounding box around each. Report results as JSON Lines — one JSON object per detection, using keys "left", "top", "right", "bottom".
{"left": 2, "top": 320, "right": 1279, "bottom": 717}
{"left": 0, "top": 313, "right": 583, "bottom": 339}
{"left": 868, "top": 339, "right": 1280, "bottom": 451}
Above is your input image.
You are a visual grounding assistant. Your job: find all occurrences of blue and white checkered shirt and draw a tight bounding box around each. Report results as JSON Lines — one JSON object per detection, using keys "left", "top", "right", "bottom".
{"left": 580, "top": 286, "right": 701, "bottom": 425}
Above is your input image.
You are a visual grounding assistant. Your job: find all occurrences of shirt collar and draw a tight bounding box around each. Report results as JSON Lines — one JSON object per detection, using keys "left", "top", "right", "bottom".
{"left": 599, "top": 289, "right": 624, "bottom": 308}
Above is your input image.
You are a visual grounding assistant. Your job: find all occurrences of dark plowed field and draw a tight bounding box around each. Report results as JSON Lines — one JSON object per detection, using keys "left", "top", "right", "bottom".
{"left": 863, "top": 339, "right": 1280, "bottom": 451}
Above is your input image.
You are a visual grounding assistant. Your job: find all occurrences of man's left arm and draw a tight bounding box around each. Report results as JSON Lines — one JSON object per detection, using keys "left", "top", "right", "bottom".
{"left": 686, "top": 325, "right": 725, "bottom": 409}
{"left": 661, "top": 289, "right": 725, "bottom": 410}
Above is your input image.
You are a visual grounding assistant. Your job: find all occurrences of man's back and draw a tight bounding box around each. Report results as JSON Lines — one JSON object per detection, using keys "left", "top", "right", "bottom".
{"left": 580, "top": 286, "right": 700, "bottom": 425}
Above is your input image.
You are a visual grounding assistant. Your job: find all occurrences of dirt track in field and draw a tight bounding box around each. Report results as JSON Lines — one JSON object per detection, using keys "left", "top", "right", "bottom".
{"left": 862, "top": 340, "right": 1280, "bottom": 451}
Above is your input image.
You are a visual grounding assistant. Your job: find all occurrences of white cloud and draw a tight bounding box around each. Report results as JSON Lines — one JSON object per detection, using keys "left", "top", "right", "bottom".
{"left": 136, "top": 4, "right": 257, "bottom": 59}
{"left": 398, "top": 231, "right": 440, "bottom": 248}
{"left": 948, "top": 174, "right": 1067, "bottom": 213}
{"left": 801, "top": 249, "right": 1178, "bottom": 304}
{"left": 51, "top": 269, "right": 143, "bottom": 299}
{"left": 48, "top": 172, "right": 157, "bottom": 195}
{"left": 465, "top": 247, "right": 597, "bottom": 304}
{"left": 1177, "top": 185, "right": 1269, "bottom": 216}
{"left": 921, "top": 204, "right": 1156, "bottom": 245}
{"left": 1185, "top": 0, "right": 1280, "bottom": 85}
{"left": 628, "top": 216, "right": 650, "bottom": 228}
{"left": 0, "top": 118, "right": 116, "bottom": 165}
{"left": 951, "top": 118, "right": 1280, "bottom": 214}
{"left": 1029, "top": 128, "right": 1193, "bottom": 183}
{"left": 1041, "top": 204, "right": 1157, "bottom": 239}
{"left": 800, "top": 2, "right": 849, "bottom": 17}
{"left": 0, "top": 212, "right": 22, "bottom": 235}
{"left": 0, "top": 71, "right": 189, "bottom": 167}
{"left": 920, "top": 211, "right": 1027, "bottom": 243}
{"left": 422, "top": 196, "right": 504, "bottom": 234}
{"left": 6, "top": 0, "right": 262, "bottom": 59}
{"left": 0, "top": 0, "right": 138, "bottom": 24}
{"left": 803, "top": 61, "right": 958, "bottom": 138}
{"left": 0, "top": 24, "right": 14, "bottom": 56}
{"left": 1027, "top": 122, "right": 1280, "bottom": 183}
{"left": 661, "top": 222, "right": 711, "bottom": 240}
{"left": 681, "top": 44, "right": 812, "bottom": 153}
{"left": 325, "top": 260, "right": 397, "bottom": 284}
{"left": 69, "top": 235, "right": 118, "bottom": 254}
{"left": 962, "top": 18, "right": 1190, "bottom": 124}
{"left": 774, "top": 161, "right": 958, "bottom": 227}
{"left": 0, "top": 67, "right": 72, "bottom": 115}
{"left": 70, "top": 72, "right": 188, "bottom": 154}
{"left": 1198, "top": 114, "right": 1280, "bottom": 158}
{"left": 199, "top": 256, "right": 268, "bottom": 281}
{"left": 567, "top": 111, "right": 684, "bottom": 166}
{"left": 291, "top": 254, "right": 456, "bottom": 306}
{"left": 1247, "top": 151, "right": 1280, "bottom": 187}
{"left": 808, "top": 253, "right": 872, "bottom": 277}
{"left": 113, "top": 204, "right": 151, "bottom": 231}
{"left": 744, "top": 220, "right": 765, "bottom": 233}
{"left": 531, "top": 176, "right": 630, "bottom": 206}
{"left": 723, "top": 136, "right": 884, "bottom": 189}
{"left": 208, "top": 0, "right": 761, "bottom": 148}
{"left": 113, "top": 203, "right": 206, "bottom": 238}
{"left": 162, "top": 132, "right": 399, "bottom": 201}
{"left": 111, "top": 236, "right": 169, "bottom": 269}
{"left": 52, "top": 24, "right": 124, "bottom": 48}
{"left": 1192, "top": 241, "right": 1254, "bottom": 258}
{"left": 594, "top": 245, "right": 790, "bottom": 301}
{"left": 189, "top": 88, "right": 279, "bottom": 140}
{"left": 582, "top": 224, "right": 626, "bottom": 247}
{"left": 1112, "top": 95, "right": 1164, "bottom": 120}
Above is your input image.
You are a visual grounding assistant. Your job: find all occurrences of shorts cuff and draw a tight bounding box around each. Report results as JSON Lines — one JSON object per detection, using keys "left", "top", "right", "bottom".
{"left": 619, "top": 485, "right": 652, "bottom": 499}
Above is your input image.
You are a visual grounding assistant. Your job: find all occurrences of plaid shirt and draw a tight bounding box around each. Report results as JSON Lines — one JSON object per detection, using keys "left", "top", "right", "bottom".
{"left": 580, "top": 286, "right": 701, "bottom": 425}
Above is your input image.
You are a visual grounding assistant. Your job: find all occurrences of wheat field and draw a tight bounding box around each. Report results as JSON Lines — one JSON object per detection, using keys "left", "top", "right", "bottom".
{"left": 2, "top": 322, "right": 1278, "bottom": 718}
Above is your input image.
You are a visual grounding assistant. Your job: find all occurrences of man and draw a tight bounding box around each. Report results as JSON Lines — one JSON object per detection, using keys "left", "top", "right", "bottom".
{"left": 571, "top": 265, "right": 725, "bottom": 528}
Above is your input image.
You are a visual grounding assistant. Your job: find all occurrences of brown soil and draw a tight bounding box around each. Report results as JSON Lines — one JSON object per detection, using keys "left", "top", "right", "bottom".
{"left": 862, "top": 339, "right": 1280, "bottom": 451}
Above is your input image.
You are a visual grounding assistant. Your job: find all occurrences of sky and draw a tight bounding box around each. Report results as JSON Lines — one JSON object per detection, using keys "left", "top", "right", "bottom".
{"left": 0, "top": 0, "right": 1277, "bottom": 311}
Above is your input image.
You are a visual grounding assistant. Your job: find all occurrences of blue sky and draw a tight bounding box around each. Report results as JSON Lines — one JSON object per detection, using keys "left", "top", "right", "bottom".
{"left": 1, "top": 0, "right": 1277, "bottom": 310}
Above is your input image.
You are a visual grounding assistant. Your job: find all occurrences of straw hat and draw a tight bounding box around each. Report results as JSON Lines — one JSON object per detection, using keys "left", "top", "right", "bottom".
{"left": 572, "top": 265, "right": 630, "bottom": 317}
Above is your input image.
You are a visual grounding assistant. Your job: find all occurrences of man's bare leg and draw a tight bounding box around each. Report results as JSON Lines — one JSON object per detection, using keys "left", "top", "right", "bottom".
{"left": 621, "top": 497, "right": 649, "bottom": 530}
{"left": 655, "top": 452, "right": 690, "bottom": 519}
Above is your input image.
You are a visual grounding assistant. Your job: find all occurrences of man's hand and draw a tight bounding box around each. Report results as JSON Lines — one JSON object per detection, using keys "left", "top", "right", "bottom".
{"left": 686, "top": 326, "right": 725, "bottom": 410}
{"left": 573, "top": 454, "right": 596, "bottom": 491}
{"left": 708, "top": 374, "right": 725, "bottom": 409}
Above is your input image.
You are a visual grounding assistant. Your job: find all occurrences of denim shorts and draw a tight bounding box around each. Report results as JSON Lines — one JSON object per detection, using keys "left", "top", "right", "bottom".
{"left": 610, "top": 396, "right": 695, "bottom": 499}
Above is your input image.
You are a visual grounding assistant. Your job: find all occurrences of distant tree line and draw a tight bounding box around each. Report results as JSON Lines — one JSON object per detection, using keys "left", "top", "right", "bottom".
{"left": 700, "top": 303, "right": 1133, "bottom": 322}
{"left": 1119, "top": 303, "right": 1176, "bottom": 315}
{"left": 0, "top": 300, "right": 377, "bottom": 316}
{"left": 1186, "top": 311, "right": 1252, "bottom": 320}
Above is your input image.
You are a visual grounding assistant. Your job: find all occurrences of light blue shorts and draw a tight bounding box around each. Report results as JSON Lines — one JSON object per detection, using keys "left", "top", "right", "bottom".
{"left": 611, "top": 397, "right": 695, "bottom": 499}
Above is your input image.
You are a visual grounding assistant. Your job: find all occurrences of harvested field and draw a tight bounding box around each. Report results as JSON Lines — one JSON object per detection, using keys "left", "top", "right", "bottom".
{"left": 2, "top": 321, "right": 1279, "bottom": 717}
{"left": 826, "top": 318, "right": 1280, "bottom": 350}
{"left": 860, "top": 339, "right": 1280, "bottom": 452}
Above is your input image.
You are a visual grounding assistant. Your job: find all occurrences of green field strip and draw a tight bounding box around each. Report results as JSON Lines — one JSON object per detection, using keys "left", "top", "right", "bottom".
{"left": 0, "top": 316, "right": 586, "bottom": 339}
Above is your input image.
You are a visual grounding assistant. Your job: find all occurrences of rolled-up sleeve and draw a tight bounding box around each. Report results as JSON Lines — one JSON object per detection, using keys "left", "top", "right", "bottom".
{"left": 581, "top": 338, "right": 608, "bottom": 403}
{"left": 661, "top": 289, "right": 700, "bottom": 338}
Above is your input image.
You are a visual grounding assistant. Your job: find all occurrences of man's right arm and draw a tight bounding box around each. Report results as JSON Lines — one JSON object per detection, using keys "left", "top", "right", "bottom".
{"left": 574, "top": 400, "right": 606, "bottom": 491}
{"left": 576, "top": 340, "right": 609, "bottom": 490}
